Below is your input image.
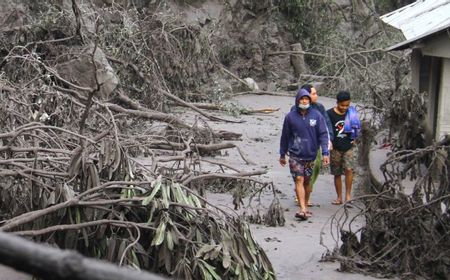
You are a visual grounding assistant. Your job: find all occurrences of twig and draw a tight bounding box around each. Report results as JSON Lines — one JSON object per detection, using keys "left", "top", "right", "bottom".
{"left": 182, "top": 170, "right": 267, "bottom": 185}
{"left": 230, "top": 90, "right": 295, "bottom": 97}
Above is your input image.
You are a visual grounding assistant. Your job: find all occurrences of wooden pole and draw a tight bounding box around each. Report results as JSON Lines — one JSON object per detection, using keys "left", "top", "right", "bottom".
{"left": 0, "top": 231, "right": 166, "bottom": 280}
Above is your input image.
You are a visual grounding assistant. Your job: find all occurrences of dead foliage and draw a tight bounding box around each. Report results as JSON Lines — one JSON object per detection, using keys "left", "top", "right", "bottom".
{"left": 0, "top": 81, "right": 277, "bottom": 279}
{"left": 386, "top": 88, "right": 427, "bottom": 150}
{"left": 0, "top": 2, "right": 281, "bottom": 279}
{"left": 315, "top": 46, "right": 448, "bottom": 278}
{"left": 321, "top": 136, "right": 450, "bottom": 279}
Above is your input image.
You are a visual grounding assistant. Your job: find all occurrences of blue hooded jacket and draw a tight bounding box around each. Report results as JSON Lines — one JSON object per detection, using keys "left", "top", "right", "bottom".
{"left": 280, "top": 89, "right": 330, "bottom": 160}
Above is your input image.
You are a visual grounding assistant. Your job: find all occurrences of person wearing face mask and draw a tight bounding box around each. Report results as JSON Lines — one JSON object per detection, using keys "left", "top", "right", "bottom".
{"left": 279, "top": 89, "right": 330, "bottom": 220}
{"left": 327, "top": 90, "right": 359, "bottom": 205}
{"left": 290, "top": 84, "right": 333, "bottom": 208}
{"left": 290, "top": 85, "right": 334, "bottom": 143}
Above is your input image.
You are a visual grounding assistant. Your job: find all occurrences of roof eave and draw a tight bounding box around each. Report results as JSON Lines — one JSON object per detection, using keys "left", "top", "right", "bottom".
{"left": 385, "top": 24, "right": 450, "bottom": 52}
{"left": 386, "top": 39, "right": 422, "bottom": 51}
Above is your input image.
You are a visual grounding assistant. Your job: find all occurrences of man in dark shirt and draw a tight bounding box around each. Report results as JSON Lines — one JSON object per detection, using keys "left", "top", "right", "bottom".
{"left": 327, "top": 91, "right": 356, "bottom": 204}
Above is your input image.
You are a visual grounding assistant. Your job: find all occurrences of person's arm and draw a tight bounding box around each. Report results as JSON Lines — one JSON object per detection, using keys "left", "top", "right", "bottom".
{"left": 279, "top": 115, "right": 290, "bottom": 166}
{"left": 326, "top": 109, "right": 336, "bottom": 145}
{"left": 324, "top": 109, "right": 334, "bottom": 142}
{"left": 317, "top": 103, "right": 334, "bottom": 141}
{"left": 315, "top": 104, "right": 334, "bottom": 151}
{"left": 317, "top": 114, "right": 330, "bottom": 165}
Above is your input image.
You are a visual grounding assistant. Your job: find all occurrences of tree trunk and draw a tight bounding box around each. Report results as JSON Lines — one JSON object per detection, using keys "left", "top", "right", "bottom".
{"left": 0, "top": 232, "right": 166, "bottom": 280}
{"left": 290, "top": 43, "right": 308, "bottom": 78}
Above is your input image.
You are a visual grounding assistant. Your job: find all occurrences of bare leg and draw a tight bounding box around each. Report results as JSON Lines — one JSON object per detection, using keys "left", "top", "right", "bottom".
{"left": 334, "top": 175, "right": 343, "bottom": 204}
{"left": 305, "top": 180, "right": 312, "bottom": 207}
{"left": 295, "top": 176, "right": 307, "bottom": 213}
{"left": 344, "top": 168, "right": 353, "bottom": 202}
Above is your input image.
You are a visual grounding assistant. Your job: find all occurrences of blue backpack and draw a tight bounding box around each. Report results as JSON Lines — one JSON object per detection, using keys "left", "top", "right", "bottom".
{"left": 344, "top": 106, "right": 361, "bottom": 140}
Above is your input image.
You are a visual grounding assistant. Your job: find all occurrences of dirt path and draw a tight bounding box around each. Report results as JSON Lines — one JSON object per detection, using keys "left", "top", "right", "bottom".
{"left": 205, "top": 93, "right": 379, "bottom": 280}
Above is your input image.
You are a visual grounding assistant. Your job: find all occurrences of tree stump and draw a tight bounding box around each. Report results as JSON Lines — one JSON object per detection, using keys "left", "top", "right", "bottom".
{"left": 290, "top": 43, "right": 307, "bottom": 78}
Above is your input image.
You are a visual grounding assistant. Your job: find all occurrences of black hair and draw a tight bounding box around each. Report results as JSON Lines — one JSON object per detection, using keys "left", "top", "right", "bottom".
{"left": 336, "top": 90, "right": 351, "bottom": 102}
{"left": 300, "top": 84, "right": 312, "bottom": 93}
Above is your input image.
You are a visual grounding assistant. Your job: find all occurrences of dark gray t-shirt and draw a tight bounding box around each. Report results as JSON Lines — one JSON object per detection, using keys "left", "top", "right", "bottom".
{"left": 327, "top": 108, "right": 352, "bottom": 152}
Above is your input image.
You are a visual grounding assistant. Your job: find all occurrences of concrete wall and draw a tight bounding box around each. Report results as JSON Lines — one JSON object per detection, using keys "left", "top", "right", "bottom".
{"left": 436, "top": 58, "right": 450, "bottom": 140}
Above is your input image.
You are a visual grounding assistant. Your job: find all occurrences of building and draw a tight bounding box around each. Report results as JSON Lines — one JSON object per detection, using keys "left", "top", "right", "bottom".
{"left": 381, "top": 0, "right": 450, "bottom": 143}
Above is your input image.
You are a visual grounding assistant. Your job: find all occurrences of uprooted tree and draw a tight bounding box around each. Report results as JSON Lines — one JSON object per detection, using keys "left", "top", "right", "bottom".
{"left": 323, "top": 135, "right": 449, "bottom": 279}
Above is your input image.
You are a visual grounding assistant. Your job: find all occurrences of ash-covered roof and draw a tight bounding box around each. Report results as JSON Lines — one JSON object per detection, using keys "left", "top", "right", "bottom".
{"left": 381, "top": 0, "right": 450, "bottom": 50}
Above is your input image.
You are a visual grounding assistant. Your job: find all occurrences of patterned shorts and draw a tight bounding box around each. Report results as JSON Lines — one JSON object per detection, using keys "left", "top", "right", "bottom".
{"left": 289, "top": 155, "right": 314, "bottom": 180}
{"left": 330, "top": 148, "right": 355, "bottom": 175}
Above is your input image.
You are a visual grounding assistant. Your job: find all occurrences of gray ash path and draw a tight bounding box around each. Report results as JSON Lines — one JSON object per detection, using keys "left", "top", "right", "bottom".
{"left": 0, "top": 266, "right": 30, "bottom": 280}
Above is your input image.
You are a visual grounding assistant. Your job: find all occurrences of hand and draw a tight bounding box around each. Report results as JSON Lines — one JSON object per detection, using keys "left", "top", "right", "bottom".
{"left": 328, "top": 140, "right": 333, "bottom": 151}
{"left": 279, "top": 157, "right": 287, "bottom": 167}
{"left": 322, "top": 155, "right": 330, "bottom": 166}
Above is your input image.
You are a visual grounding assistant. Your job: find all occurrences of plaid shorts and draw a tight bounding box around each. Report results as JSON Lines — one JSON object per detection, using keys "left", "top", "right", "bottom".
{"left": 330, "top": 148, "right": 355, "bottom": 175}
{"left": 289, "top": 155, "right": 314, "bottom": 180}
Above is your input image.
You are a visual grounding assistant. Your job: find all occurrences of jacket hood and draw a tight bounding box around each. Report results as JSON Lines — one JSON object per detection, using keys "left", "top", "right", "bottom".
{"left": 295, "top": 88, "right": 311, "bottom": 107}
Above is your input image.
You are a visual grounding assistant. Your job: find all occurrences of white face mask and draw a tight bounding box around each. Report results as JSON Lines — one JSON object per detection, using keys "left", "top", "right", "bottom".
{"left": 298, "top": 103, "right": 310, "bottom": 110}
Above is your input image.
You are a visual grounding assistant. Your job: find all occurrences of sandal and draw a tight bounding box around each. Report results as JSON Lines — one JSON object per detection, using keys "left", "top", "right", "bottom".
{"left": 295, "top": 212, "right": 308, "bottom": 221}
{"left": 306, "top": 210, "right": 313, "bottom": 216}
{"left": 331, "top": 200, "right": 342, "bottom": 205}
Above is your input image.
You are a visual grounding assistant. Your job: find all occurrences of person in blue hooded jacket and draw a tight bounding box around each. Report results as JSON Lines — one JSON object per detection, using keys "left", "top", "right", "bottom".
{"left": 279, "top": 89, "right": 330, "bottom": 220}
{"left": 290, "top": 84, "right": 333, "bottom": 208}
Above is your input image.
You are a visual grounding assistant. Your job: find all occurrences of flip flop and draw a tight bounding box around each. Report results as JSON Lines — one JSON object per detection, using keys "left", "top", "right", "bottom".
{"left": 331, "top": 200, "right": 342, "bottom": 205}
{"left": 295, "top": 212, "right": 308, "bottom": 221}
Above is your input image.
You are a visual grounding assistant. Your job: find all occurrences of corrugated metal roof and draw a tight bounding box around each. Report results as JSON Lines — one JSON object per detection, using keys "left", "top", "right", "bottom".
{"left": 380, "top": 0, "right": 450, "bottom": 40}
{"left": 386, "top": 22, "right": 450, "bottom": 51}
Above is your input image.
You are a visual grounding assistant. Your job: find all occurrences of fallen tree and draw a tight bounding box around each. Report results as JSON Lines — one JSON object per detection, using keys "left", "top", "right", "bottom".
{"left": 0, "top": 231, "right": 166, "bottom": 280}
{"left": 0, "top": 78, "right": 277, "bottom": 279}
{"left": 0, "top": 2, "right": 280, "bottom": 279}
